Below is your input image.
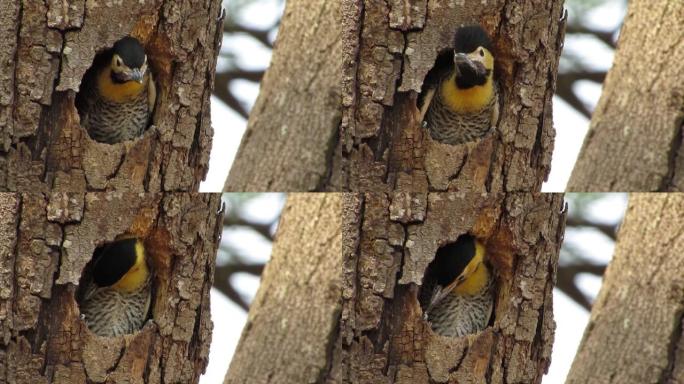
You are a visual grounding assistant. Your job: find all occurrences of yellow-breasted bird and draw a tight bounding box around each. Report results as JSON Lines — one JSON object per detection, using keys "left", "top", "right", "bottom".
{"left": 420, "top": 234, "right": 493, "bottom": 337}
{"left": 76, "top": 36, "right": 156, "bottom": 144}
{"left": 421, "top": 25, "right": 499, "bottom": 145}
{"left": 78, "top": 238, "right": 152, "bottom": 337}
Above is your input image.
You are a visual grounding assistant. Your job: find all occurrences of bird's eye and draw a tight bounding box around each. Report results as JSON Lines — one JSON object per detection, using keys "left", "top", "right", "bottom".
{"left": 479, "top": 49, "right": 484, "bottom": 57}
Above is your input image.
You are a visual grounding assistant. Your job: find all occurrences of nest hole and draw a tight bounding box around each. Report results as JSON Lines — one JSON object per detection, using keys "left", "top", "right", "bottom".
{"left": 419, "top": 234, "right": 495, "bottom": 337}
{"left": 75, "top": 36, "right": 157, "bottom": 145}
{"left": 76, "top": 236, "right": 155, "bottom": 337}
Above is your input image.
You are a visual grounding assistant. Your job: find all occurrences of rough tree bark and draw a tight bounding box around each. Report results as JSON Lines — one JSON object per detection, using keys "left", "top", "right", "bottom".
{"left": 225, "top": 193, "right": 342, "bottom": 383}
{"left": 224, "top": 1, "right": 341, "bottom": 192}
{"left": 0, "top": 0, "right": 222, "bottom": 192}
{"left": 0, "top": 192, "right": 222, "bottom": 384}
{"left": 567, "top": 1, "right": 684, "bottom": 192}
{"left": 566, "top": 194, "right": 684, "bottom": 383}
{"left": 332, "top": 192, "right": 565, "bottom": 383}
{"left": 336, "top": 0, "right": 565, "bottom": 192}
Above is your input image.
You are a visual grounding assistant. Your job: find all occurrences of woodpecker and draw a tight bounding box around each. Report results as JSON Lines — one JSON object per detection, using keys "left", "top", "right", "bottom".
{"left": 421, "top": 25, "right": 499, "bottom": 145}
{"left": 420, "top": 235, "right": 493, "bottom": 337}
{"left": 76, "top": 36, "right": 156, "bottom": 144}
{"left": 78, "top": 238, "right": 152, "bottom": 337}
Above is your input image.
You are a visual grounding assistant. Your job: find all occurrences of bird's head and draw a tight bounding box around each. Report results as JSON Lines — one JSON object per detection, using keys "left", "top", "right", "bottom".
{"left": 92, "top": 238, "right": 148, "bottom": 292}
{"left": 424, "top": 234, "right": 487, "bottom": 310}
{"left": 452, "top": 25, "right": 494, "bottom": 88}
{"left": 434, "top": 235, "right": 484, "bottom": 288}
{"left": 110, "top": 37, "right": 148, "bottom": 84}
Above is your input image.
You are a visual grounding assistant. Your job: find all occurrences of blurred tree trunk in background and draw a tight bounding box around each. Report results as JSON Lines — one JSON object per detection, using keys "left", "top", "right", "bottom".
{"left": 567, "top": 1, "right": 684, "bottom": 191}
{"left": 224, "top": 1, "right": 341, "bottom": 192}
{"left": 567, "top": 194, "right": 684, "bottom": 383}
{"left": 0, "top": 0, "right": 222, "bottom": 192}
{"left": 334, "top": 0, "right": 565, "bottom": 193}
{"left": 0, "top": 192, "right": 222, "bottom": 383}
{"left": 225, "top": 194, "right": 342, "bottom": 383}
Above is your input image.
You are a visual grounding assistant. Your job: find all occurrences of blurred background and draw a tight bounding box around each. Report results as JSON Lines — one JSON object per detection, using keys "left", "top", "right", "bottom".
{"left": 205, "top": 193, "right": 285, "bottom": 382}
{"left": 202, "top": 0, "right": 629, "bottom": 382}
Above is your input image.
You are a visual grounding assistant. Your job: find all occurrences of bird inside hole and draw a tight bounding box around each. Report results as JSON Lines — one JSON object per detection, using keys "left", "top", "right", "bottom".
{"left": 77, "top": 237, "right": 153, "bottom": 337}
{"left": 76, "top": 36, "right": 156, "bottom": 144}
{"left": 419, "top": 25, "right": 499, "bottom": 145}
{"left": 419, "top": 234, "right": 494, "bottom": 337}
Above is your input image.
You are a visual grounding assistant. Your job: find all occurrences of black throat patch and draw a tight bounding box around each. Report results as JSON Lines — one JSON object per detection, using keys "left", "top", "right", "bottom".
{"left": 455, "top": 62, "right": 490, "bottom": 89}
{"left": 110, "top": 70, "right": 130, "bottom": 84}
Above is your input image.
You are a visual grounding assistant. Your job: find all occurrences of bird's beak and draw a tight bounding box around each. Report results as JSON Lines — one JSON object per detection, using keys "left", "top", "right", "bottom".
{"left": 130, "top": 69, "right": 144, "bottom": 83}
{"left": 423, "top": 272, "right": 467, "bottom": 319}
{"left": 453, "top": 52, "right": 473, "bottom": 77}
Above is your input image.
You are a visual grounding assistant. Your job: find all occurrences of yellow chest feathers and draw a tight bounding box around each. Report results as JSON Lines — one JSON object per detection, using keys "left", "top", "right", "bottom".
{"left": 453, "top": 262, "right": 489, "bottom": 296}
{"left": 97, "top": 68, "right": 145, "bottom": 103}
{"left": 440, "top": 72, "right": 494, "bottom": 114}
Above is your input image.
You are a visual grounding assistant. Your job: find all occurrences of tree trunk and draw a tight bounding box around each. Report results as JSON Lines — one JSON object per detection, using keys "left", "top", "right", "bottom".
{"left": 567, "top": 1, "right": 684, "bottom": 192}
{"left": 0, "top": 0, "right": 222, "bottom": 192}
{"left": 223, "top": 1, "right": 342, "bottom": 192}
{"left": 332, "top": 192, "right": 565, "bottom": 383}
{"left": 225, "top": 193, "right": 342, "bottom": 383}
{"left": 0, "top": 192, "right": 222, "bottom": 384}
{"left": 226, "top": 192, "right": 565, "bottom": 383}
{"left": 336, "top": 0, "right": 566, "bottom": 192}
{"left": 566, "top": 194, "right": 684, "bottom": 383}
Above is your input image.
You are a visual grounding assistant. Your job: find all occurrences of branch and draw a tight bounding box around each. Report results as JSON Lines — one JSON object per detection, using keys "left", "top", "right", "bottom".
{"left": 555, "top": 70, "right": 606, "bottom": 118}
{"left": 558, "top": 71, "right": 606, "bottom": 84}
{"left": 224, "top": 22, "right": 274, "bottom": 48}
{"left": 215, "top": 67, "right": 265, "bottom": 83}
{"left": 565, "top": 215, "right": 617, "bottom": 240}
{"left": 213, "top": 69, "right": 266, "bottom": 119}
{"left": 214, "top": 263, "right": 266, "bottom": 311}
{"left": 223, "top": 214, "right": 275, "bottom": 241}
{"left": 556, "top": 263, "right": 606, "bottom": 310}
{"left": 565, "top": 23, "right": 618, "bottom": 49}
{"left": 213, "top": 79, "right": 250, "bottom": 119}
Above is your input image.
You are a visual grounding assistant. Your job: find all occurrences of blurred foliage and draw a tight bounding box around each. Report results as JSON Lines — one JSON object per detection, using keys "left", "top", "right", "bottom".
{"left": 557, "top": 0, "right": 627, "bottom": 117}
{"left": 558, "top": 193, "right": 627, "bottom": 310}
{"left": 216, "top": 0, "right": 284, "bottom": 118}
{"left": 216, "top": 193, "right": 285, "bottom": 310}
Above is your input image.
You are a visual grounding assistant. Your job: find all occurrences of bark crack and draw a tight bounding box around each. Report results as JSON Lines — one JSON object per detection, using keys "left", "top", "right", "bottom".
{"left": 660, "top": 308, "right": 684, "bottom": 383}
{"left": 661, "top": 115, "right": 684, "bottom": 191}
{"left": 351, "top": 194, "right": 365, "bottom": 322}
{"left": 9, "top": 194, "right": 23, "bottom": 342}
{"left": 319, "top": 111, "right": 341, "bottom": 191}
{"left": 107, "top": 341, "right": 127, "bottom": 375}
{"left": 9, "top": 2, "right": 23, "bottom": 147}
